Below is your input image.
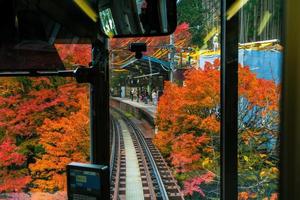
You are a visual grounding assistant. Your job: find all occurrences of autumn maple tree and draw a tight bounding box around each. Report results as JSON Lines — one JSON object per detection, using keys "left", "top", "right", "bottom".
{"left": 154, "top": 59, "right": 280, "bottom": 199}
{"left": 29, "top": 90, "right": 90, "bottom": 192}
{"left": 0, "top": 77, "right": 90, "bottom": 193}
{"left": 0, "top": 138, "right": 31, "bottom": 192}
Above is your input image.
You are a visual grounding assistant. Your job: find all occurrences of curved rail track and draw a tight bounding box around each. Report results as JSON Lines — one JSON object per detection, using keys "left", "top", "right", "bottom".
{"left": 110, "top": 108, "right": 184, "bottom": 200}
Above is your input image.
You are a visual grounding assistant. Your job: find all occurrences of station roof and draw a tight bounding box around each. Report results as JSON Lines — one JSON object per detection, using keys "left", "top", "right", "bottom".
{"left": 120, "top": 56, "right": 171, "bottom": 78}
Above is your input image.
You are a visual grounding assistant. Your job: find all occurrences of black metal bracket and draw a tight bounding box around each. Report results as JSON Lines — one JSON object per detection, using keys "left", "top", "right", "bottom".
{"left": 0, "top": 65, "right": 105, "bottom": 85}
{"left": 74, "top": 66, "right": 104, "bottom": 84}
{"left": 129, "top": 42, "right": 147, "bottom": 59}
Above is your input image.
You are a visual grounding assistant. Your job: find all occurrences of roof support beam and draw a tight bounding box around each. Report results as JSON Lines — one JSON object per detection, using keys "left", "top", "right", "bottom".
{"left": 133, "top": 72, "right": 160, "bottom": 79}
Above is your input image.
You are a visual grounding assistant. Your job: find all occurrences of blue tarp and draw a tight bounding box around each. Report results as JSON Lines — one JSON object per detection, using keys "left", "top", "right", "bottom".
{"left": 200, "top": 50, "right": 283, "bottom": 83}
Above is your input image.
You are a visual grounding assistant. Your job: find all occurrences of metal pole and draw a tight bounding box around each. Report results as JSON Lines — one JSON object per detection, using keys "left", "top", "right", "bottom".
{"left": 169, "top": 34, "right": 175, "bottom": 82}
{"left": 90, "top": 37, "right": 110, "bottom": 199}
{"left": 148, "top": 57, "right": 153, "bottom": 97}
{"left": 220, "top": 0, "right": 238, "bottom": 199}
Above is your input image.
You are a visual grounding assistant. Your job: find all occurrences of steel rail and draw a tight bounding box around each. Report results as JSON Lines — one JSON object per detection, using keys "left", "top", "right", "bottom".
{"left": 110, "top": 115, "right": 122, "bottom": 200}
{"left": 113, "top": 108, "right": 169, "bottom": 200}
{"left": 109, "top": 115, "right": 116, "bottom": 180}
{"left": 126, "top": 117, "right": 157, "bottom": 200}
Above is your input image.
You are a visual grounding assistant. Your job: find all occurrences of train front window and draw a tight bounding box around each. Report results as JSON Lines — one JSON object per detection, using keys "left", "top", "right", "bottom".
{"left": 109, "top": 0, "right": 222, "bottom": 199}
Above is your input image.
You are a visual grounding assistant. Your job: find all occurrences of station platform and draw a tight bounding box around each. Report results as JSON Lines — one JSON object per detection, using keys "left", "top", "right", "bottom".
{"left": 110, "top": 97, "right": 157, "bottom": 139}
{"left": 110, "top": 97, "right": 157, "bottom": 118}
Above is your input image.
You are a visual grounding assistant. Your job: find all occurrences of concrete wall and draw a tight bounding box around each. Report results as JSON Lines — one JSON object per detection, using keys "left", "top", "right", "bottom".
{"left": 110, "top": 99, "right": 155, "bottom": 127}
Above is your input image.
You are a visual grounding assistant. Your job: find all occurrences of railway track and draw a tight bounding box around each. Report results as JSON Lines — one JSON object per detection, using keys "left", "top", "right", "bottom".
{"left": 110, "top": 108, "right": 184, "bottom": 200}
{"left": 110, "top": 115, "right": 124, "bottom": 199}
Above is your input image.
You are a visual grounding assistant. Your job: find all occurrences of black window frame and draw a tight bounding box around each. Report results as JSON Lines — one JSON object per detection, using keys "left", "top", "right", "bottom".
{"left": 220, "top": 0, "right": 238, "bottom": 199}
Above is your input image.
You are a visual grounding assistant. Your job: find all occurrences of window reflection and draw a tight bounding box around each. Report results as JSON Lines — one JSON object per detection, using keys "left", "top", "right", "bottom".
{"left": 99, "top": 8, "right": 118, "bottom": 37}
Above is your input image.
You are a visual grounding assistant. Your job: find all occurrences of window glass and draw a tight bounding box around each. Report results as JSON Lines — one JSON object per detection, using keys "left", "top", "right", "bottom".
{"left": 110, "top": 0, "right": 221, "bottom": 199}
{"left": 238, "top": 0, "right": 282, "bottom": 199}
{"left": 0, "top": 47, "right": 90, "bottom": 199}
